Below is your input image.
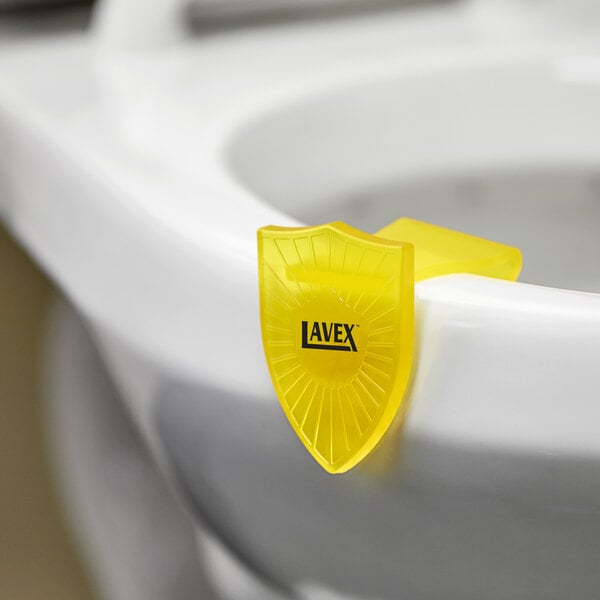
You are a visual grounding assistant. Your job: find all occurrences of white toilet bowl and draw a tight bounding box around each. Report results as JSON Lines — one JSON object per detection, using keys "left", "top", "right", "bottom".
{"left": 1, "top": 2, "right": 600, "bottom": 599}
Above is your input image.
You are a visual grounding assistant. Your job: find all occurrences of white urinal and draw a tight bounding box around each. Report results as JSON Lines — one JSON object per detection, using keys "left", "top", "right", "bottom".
{"left": 1, "top": 1, "right": 600, "bottom": 599}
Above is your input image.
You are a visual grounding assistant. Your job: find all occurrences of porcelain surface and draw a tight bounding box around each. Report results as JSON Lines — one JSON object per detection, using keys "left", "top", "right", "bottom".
{"left": 2, "top": 3, "right": 600, "bottom": 598}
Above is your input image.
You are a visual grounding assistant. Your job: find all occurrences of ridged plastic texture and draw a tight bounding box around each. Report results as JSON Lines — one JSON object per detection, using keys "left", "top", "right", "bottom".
{"left": 258, "top": 219, "right": 522, "bottom": 473}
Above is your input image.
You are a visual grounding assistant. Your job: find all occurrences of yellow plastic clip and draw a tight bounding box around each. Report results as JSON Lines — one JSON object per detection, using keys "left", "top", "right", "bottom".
{"left": 257, "top": 219, "right": 521, "bottom": 474}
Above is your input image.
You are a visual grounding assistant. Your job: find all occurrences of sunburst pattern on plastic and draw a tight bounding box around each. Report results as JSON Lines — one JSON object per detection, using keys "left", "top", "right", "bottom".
{"left": 258, "top": 223, "right": 414, "bottom": 473}
{"left": 258, "top": 218, "right": 522, "bottom": 474}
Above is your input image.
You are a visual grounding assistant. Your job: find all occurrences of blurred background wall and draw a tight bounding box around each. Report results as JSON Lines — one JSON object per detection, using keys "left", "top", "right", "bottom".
{"left": 0, "top": 224, "right": 94, "bottom": 600}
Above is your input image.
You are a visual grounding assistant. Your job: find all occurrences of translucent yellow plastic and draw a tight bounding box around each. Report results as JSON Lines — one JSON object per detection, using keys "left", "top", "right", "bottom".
{"left": 257, "top": 219, "right": 521, "bottom": 474}
{"left": 377, "top": 218, "right": 522, "bottom": 282}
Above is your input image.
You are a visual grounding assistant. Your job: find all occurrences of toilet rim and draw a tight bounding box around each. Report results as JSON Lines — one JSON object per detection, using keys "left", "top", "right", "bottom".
{"left": 1, "top": 25, "right": 600, "bottom": 464}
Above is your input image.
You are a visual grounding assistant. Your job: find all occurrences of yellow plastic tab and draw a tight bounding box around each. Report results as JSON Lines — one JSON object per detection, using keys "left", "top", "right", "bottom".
{"left": 377, "top": 218, "right": 522, "bottom": 281}
{"left": 258, "top": 223, "right": 414, "bottom": 474}
{"left": 258, "top": 219, "right": 521, "bottom": 474}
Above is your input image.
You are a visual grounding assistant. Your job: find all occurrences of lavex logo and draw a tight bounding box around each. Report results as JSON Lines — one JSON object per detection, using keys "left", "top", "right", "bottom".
{"left": 301, "top": 321, "right": 358, "bottom": 352}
